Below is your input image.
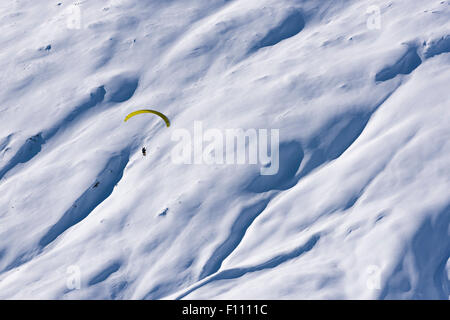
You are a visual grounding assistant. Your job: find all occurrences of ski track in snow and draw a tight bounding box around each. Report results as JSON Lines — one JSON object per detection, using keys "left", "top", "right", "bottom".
{"left": 0, "top": 0, "right": 449, "bottom": 300}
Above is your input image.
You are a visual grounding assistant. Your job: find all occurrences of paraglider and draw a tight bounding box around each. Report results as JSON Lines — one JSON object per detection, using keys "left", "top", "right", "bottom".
{"left": 124, "top": 109, "right": 170, "bottom": 127}
{"left": 124, "top": 109, "right": 169, "bottom": 160}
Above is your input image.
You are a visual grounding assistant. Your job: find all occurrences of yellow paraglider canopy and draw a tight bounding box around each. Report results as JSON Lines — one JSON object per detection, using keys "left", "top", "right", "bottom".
{"left": 124, "top": 109, "right": 170, "bottom": 127}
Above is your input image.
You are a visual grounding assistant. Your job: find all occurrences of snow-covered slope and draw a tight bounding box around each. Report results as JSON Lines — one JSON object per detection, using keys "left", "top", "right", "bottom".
{"left": 0, "top": 0, "right": 449, "bottom": 299}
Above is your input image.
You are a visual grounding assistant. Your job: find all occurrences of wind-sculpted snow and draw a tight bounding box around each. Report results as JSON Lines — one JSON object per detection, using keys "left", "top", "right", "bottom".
{"left": 0, "top": 0, "right": 449, "bottom": 300}
{"left": 199, "top": 198, "right": 271, "bottom": 279}
{"left": 0, "top": 134, "right": 45, "bottom": 181}
{"left": 0, "top": 86, "right": 105, "bottom": 181}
